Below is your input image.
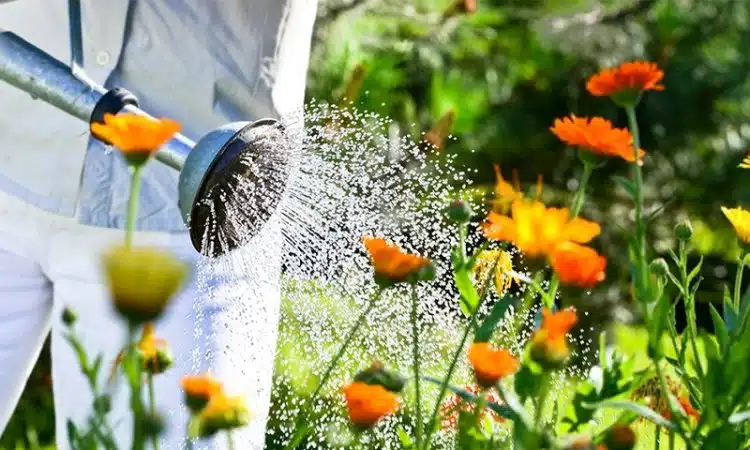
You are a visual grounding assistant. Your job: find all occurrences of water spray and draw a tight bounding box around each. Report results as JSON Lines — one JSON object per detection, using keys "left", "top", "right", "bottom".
{"left": 0, "top": 30, "right": 293, "bottom": 258}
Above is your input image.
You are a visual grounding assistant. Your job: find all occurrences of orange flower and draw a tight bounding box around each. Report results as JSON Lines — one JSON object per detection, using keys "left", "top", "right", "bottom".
{"left": 439, "top": 385, "right": 505, "bottom": 430}
{"left": 181, "top": 374, "right": 224, "bottom": 413}
{"left": 530, "top": 307, "right": 578, "bottom": 368}
{"left": 550, "top": 242, "right": 606, "bottom": 288}
{"left": 550, "top": 115, "right": 644, "bottom": 163}
{"left": 136, "top": 322, "right": 173, "bottom": 374}
{"left": 483, "top": 199, "right": 600, "bottom": 259}
{"left": 586, "top": 61, "right": 664, "bottom": 98}
{"left": 362, "top": 236, "right": 433, "bottom": 285}
{"left": 468, "top": 342, "right": 520, "bottom": 387}
{"left": 91, "top": 113, "right": 181, "bottom": 156}
{"left": 343, "top": 381, "right": 400, "bottom": 428}
{"left": 677, "top": 395, "right": 700, "bottom": 421}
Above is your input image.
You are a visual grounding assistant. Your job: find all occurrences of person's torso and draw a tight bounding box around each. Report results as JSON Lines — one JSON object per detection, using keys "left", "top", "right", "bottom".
{"left": 0, "top": 0, "right": 313, "bottom": 230}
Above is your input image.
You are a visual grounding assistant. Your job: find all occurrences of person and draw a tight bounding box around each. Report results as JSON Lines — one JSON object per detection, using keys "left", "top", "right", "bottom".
{"left": 0, "top": 0, "right": 317, "bottom": 448}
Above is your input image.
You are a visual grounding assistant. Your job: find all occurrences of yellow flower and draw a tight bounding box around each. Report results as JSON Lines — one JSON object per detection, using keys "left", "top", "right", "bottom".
{"left": 739, "top": 154, "right": 750, "bottom": 169}
{"left": 197, "top": 391, "right": 252, "bottom": 437}
{"left": 181, "top": 374, "right": 224, "bottom": 413}
{"left": 103, "top": 245, "right": 189, "bottom": 324}
{"left": 483, "top": 200, "right": 601, "bottom": 259}
{"left": 721, "top": 206, "right": 750, "bottom": 243}
{"left": 472, "top": 250, "right": 515, "bottom": 295}
{"left": 491, "top": 165, "right": 524, "bottom": 213}
{"left": 343, "top": 381, "right": 400, "bottom": 428}
{"left": 467, "top": 342, "right": 520, "bottom": 388}
{"left": 136, "top": 323, "right": 173, "bottom": 375}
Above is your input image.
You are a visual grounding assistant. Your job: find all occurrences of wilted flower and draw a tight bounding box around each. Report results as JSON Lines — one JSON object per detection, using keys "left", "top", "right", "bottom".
{"left": 550, "top": 242, "right": 606, "bottom": 288}
{"left": 343, "top": 381, "right": 400, "bottom": 428}
{"left": 362, "top": 236, "right": 434, "bottom": 286}
{"left": 197, "top": 392, "right": 252, "bottom": 437}
{"left": 721, "top": 206, "right": 750, "bottom": 243}
{"left": 529, "top": 307, "right": 578, "bottom": 369}
{"left": 136, "top": 323, "right": 173, "bottom": 375}
{"left": 586, "top": 61, "right": 664, "bottom": 106}
{"left": 483, "top": 200, "right": 600, "bottom": 260}
{"left": 91, "top": 113, "right": 181, "bottom": 166}
{"left": 550, "top": 115, "right": 644, "bottom": 163}
{"left": 439, "top": 385, "right": 505, "bottom": 430}
{"left": 472, "top": 249, "right": 515, "bottom": 295}
{"left": 181, "top": 374, "right": 224, "bottom": 413}
{"left": 102, "top": 245, "right": 188, "bottom": 324}
{"left": 468, "top": 342, "right": 520, "bottom": 388}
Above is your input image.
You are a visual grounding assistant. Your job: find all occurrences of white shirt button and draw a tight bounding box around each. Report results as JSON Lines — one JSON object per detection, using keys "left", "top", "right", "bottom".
{"left": 96, "top": 50, "right": 111, "bottom": 66}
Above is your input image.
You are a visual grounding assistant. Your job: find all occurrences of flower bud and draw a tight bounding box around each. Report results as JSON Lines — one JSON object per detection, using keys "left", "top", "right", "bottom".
{"left": 649, "top": 258, "right": 669, "bottom": 277}
{"left": 674, "top": 220, "right": 693, "bottom": 241}
{"left": 143, "top": 347, "right": 174, "bottom": 375}
{"left": 603, "top": 424, "right": 636, "bottom": 450}
{"left": 62, "top": 306, "right": 77, "bottom": 327}
{"left": 354, "top": 362, "right": 405, "bottom": 393}
{"left": 181, "top": 374, "right": 224, "bottom": 414}
{"left": 142, "top": 412, "right": 166, "bottom": 439}
{"left": 447, "top": 199, "right": 473, "bottom": 224}
{"left": 529, "top": 332, "right": 571, "bottom": 370}
{"left": 197, "top": 393, "right": 252, "bottom": 437}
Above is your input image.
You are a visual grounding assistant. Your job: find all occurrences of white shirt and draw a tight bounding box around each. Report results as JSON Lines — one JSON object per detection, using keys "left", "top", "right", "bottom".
{"left": 0, "top": 0, "right": 317, "bottom": 231}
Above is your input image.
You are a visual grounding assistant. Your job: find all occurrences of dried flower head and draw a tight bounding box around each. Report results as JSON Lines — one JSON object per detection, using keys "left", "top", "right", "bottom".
{"left": 472, "top": 249, "right": 515, "bottom": 295}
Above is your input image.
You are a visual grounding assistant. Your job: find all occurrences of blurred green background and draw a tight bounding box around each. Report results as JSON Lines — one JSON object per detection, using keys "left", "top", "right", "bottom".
{"left": 3, "top": 0, "right": 750, "bottom": 448}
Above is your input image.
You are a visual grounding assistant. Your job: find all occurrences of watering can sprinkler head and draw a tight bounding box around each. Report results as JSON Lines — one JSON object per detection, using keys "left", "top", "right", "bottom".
{"left": 0, "top": 30, "right": 292, "bottom": 257}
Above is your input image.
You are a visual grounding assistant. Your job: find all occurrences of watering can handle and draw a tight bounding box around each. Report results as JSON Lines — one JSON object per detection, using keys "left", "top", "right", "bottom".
{"left": 67, "top": 0, "right": 85, "bottom": 77}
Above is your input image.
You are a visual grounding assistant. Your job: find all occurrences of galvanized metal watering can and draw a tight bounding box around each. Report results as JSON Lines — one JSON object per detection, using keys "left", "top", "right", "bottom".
{"left": 0, "top": 30, "right": 292, "bottom": 258}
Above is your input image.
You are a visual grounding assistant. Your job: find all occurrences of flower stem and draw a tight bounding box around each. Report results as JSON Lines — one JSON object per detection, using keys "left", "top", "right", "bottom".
{"left": 734, "top": 253, "right": 745, "bottom": 311}
{"left": 147, "top": 374, "right": 159, "bottom": 450}
{"left": 410, "top": 283, "right": 423, "bottom": 447}
{"left": 625, "top": 105, "right": 650, "bottom": 304}
{"left": 226, "top": 431, "right": 236, "bottom": 450}
{"left": 126, "top": 325, "right": 145, "bottom": 450}
{"left": 126, "top": 166, "right": 143, "bottom": 248}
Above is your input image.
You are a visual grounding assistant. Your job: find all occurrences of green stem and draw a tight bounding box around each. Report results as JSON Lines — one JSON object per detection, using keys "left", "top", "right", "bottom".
{"left": 126, "top": 325, "right": 145, "bottom": 450}
{"left": 669, "top": 430, "right": 675, "bottom": 450}
{"left": 226, "top": 431, "right": 235, "bottom": 450}
{"left": 147, "top": 374, "right": 159, "bottom": 450}
{"left": 125, "top": 166, "right": 143, "bottom": 248}
{"left": 655, "top": 426, "right": 660, "bottom": 450}
{"left": 534, "top": 375, "right": 550, "bottom": 426}
{"left": 410, "top": 283, "right": 423, "bottom": 447}
{"left": 286, "top": 289, "right": 382, "bottom": 449}
{"left": 734, "top": 253, "right": 745, "bottom": 311}
{"left": 625, "top": 105, "right": 650, "bottom": 304}
{"left": 679, "top": 242, "right": 704, "bottom": 379}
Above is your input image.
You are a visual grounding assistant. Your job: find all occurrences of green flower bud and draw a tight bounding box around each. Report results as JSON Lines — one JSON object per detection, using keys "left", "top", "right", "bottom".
{"left": 354, "top": 362, "right": 406, "bottom": 393}
{"left": 674, "top": 220, "right": 693, "bottom": 241}
{"left": 446, "top": 199, "right": 473, "bottom": 224}
{"left": 62, "top": 306, "right": 77, "bottom": 327}
{"left": 649, "top": 258, "right": 670, "bottom": 277}
{"left": 603, "top": 424, "right": 636, "bottom": 450}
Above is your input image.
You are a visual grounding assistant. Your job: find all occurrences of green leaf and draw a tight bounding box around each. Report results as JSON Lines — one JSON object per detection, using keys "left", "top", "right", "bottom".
{"left": 474, "top": 294, "right": 516, "bottom": 342}
{"left": 687, "top": 257, "right": 704, "bottom": 284}
{"left": 612, "top": 176, "right": 636, "bottom": 199}
{"left": 723, "top": 296, "right": 739, "bottom": 334}
{"left": 729, "top": 410, "right": 750, "bottom": 424}
{"left": 454, "top": 268, "right": 480, "bottom": 316}
{"left": 709, "top": 303, "right": 729, "bottom": 353}
{"left": 514, "top": 363, "right": 545, "bottom": 403}
{"left": 582, "top": 400, "right": 677, "bottom": 430}
{"left": 396, "top": 425, "right": 415, "bottom": 449}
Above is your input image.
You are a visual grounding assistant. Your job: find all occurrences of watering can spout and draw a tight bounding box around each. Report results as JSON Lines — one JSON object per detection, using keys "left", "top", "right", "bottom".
{"left": 0, "top": 30, "right": 293, "bottom": 257}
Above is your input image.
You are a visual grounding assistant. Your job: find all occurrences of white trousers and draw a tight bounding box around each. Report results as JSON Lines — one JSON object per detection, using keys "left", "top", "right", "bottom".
{"left": 0, "top": 190, "right": 283, "bottom": 449}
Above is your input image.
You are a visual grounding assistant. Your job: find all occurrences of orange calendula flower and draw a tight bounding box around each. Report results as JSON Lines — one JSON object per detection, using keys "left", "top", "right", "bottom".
{"left": 343, "top": 381, "right": 400, "bottom": 428}
{"left": 197, "top": 391, "right": 252, "bottom": 437}
{"left": 181, "top": 374, "right": 224, "bottom": 413}
{"left": 91, "top": 113, "right": 181, "bottom": 165}
{"left": 362, "top": 236, "right": 433, "bottom": 285}
{"left": 468, "top": 342, "right": 520, "bottom": 388}
{"left": 136, "top": 322, "right": 173, "bottom": 374}
{"left": 721, "top": 206, "right": 750, "bottom": 243}
{"left": 550, "top": 242, "right": 606, "bottom": 288}
{"left": 483, "top": 200, "right": 600, "bottom": 259}
{"left": 529, "top": 307, "right": 578, "bottom": 369}
{"left": 586, "top": 61, "right": 664, "bottom": 99}
{"left": 550, "top": 115, "right": 645, "bottom": 163}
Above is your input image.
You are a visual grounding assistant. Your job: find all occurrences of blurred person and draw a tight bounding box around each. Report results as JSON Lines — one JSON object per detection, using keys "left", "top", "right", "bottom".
{"left": 0, "top": 0, "right": 317, "bottom": 448}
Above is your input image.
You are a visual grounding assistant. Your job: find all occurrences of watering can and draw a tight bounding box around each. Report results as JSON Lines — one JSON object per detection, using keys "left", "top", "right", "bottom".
{"left": 0, "top": 30, "right": 293, "bottom": 258}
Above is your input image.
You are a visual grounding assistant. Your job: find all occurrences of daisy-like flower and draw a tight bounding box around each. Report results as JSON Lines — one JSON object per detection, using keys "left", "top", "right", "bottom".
{"left": 102, "top": 245, "right": 189, "bottom": 324}
{"left": 472, "top": 249, "right": 516, "bottom": 295}
{"left": 362, "top": 236, "right": 434, "bottom": 286}
{"left": 482, "top": 200, "right": 601, "bottom": 260}
{"left": 550, "top": 115, "right": 645, "bottom": 163}
{"left": 197, "top": 391, "right": 252, "bottom": 437}
{"left": 91, "top": 113, "right": 181, "bottom": 166}
{"left": 550, "top": 242, "right": 607, "bottom": 289}
{"left": 721, "top": 206, "right": 750, "bottom": 244}
{"left": 181, "top": 374, "right": 224, "bottom": 413}
{"left": 586, "top": 61, "right": 664, "bottom": 106}
{"left": 343, "top": 381, "right": 400, "bottom": 428}
{"left": 529, "top": 307, "right": 578, "bottom": 369}
{"left": 467, "top": 342, "right": 520, "bottom": 388}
